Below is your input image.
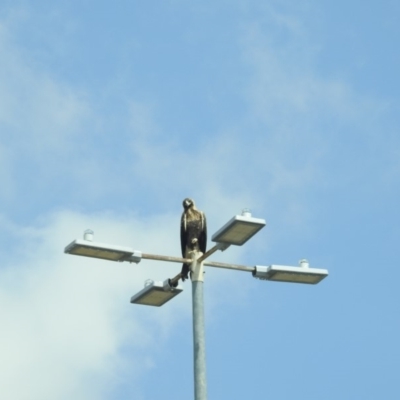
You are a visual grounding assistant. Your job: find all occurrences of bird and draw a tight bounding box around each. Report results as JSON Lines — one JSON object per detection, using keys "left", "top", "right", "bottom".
{"left": 180, "top": 198, "right": 207, "bottom": 281}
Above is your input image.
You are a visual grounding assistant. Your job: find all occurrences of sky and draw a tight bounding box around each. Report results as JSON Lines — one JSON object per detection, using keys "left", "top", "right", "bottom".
{"left": 0, "top": 1, "right": 399, "bottom": 399}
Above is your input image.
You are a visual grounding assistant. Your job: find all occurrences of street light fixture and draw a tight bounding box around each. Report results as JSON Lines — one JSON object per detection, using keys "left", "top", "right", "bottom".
{"left": 253, "top": 260, "right": 328, "bottom": 284}
{"left": 64, "top": 239, "right": 142, "bottom": 262}
{"left": 211, "top": 209, "right": 266, "bottom": 246}
{"left": 130, "top": 279, "right": 183, "bottom": 306}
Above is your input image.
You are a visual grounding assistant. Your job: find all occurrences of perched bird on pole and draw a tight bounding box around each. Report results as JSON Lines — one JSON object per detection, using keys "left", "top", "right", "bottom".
{"left": 180, "top": 198, "right": 207, "bottom": 281}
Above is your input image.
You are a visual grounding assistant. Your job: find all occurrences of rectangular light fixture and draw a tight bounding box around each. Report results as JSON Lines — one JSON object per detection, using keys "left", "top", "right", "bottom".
{"left": 253, "top": 265, "right": 328, "bottom": 284}
{"left": 64, "top": 239, "right": 142, "bottom": 263}
{"left": 130, "top": 279, "right": 183, "bottom": 307}
{"left": 212, "top": 214, "right": 266, "bottom": 246}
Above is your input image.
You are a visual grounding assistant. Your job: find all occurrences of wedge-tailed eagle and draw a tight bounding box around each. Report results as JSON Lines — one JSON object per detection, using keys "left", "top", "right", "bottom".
{"left": 180, "top": 198, "right": 207, "bottom": 281}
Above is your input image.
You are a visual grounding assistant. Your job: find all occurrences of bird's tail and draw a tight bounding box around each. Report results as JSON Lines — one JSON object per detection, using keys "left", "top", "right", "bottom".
{"left": 181, "top": 263, "right": 190, "bottom": 281}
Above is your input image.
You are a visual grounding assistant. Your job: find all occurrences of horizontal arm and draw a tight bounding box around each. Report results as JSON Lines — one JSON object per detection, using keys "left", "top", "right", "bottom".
{"left": 203, "top": 260, "right": 254, "bottom": 272}
{"left": 141, "top": 253, "right": 192, "bottom": 264}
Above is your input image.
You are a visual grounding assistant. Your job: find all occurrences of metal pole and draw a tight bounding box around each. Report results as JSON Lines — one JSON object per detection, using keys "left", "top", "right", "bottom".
{"left": 191, "top": 251, "right": 207, "bottom": 400}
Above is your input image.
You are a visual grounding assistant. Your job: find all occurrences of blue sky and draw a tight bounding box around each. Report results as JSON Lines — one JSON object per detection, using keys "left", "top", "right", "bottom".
{"left": 0, "top": 1, "right": 399, "bottom": 399}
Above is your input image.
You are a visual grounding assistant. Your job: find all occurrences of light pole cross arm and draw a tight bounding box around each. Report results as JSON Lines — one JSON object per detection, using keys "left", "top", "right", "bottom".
{"left": 143, "top": 251, "right": 255, "bottom": 274}
{"left": 141, "top": 253, "right": 192, "bottom": 264}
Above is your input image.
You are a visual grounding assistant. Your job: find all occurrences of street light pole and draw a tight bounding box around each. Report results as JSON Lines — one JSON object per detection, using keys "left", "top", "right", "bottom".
{"left": 64, "top": 210, "right": 328, "bottom": 399}
{"left": 190, "top": 251, "right": 207, "bottom": 400}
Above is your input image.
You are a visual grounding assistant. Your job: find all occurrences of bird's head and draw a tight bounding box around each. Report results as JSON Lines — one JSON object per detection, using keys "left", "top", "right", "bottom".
{"left": 183, "top": 198, "right": 195, "bottom": 210}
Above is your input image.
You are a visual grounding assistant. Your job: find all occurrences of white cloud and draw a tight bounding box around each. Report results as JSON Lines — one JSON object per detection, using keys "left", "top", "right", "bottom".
{"left": 0, "top": 144, "right": 15, "bottom": 200}
{"left": 0, "top": 209, "right": 200, "bottom": 399}
{"left": 236, "top": 15, "right": 395, "bottom": 214}
{"left": 0, "top": 20, "right": 95, "bottom": 214}
{"left": 0, "top": 21, "right": 89, "bottom": 151}
{"left": 0, "top": 204, "right": 264, "bottom": 400}
{"left": 0, "top": 5, "right": 330, "bottom": 222}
